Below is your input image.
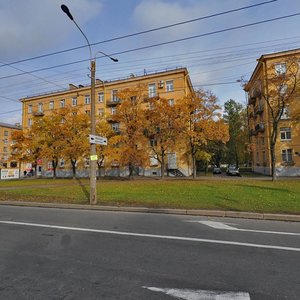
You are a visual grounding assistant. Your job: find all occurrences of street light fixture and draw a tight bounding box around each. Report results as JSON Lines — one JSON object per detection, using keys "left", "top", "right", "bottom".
{"left": 61, "top": 4, "right": 118, "bottom": 205}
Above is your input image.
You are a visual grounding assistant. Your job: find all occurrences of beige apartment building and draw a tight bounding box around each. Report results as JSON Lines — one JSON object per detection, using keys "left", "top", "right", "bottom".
{"left": 0, "top": 122, "right": 21, "bottom": 179}
{"left": 21, "top": 67, "right": 194, "bottom": 177}
{"left": 245, "top": 49, "right": 300, "bottom": 176}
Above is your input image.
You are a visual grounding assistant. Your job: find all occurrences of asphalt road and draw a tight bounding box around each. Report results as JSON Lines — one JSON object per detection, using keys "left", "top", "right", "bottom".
{"left": 0, "top": 205, "right": 299, "bottom": 300}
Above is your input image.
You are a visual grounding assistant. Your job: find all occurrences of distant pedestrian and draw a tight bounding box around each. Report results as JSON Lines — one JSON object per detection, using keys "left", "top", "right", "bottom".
{"left": 23, "top": 170, "right": 27, "bottom": 177}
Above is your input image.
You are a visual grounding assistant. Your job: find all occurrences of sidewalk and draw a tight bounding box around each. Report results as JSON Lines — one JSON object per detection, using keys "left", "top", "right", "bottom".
{"left": 1, "top": 200, "right": 300, "bottom": 222}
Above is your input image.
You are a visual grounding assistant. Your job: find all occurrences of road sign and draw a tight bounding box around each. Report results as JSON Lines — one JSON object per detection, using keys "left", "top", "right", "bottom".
{"left": 89, "top": 134, "right": 107, "bottom": 145}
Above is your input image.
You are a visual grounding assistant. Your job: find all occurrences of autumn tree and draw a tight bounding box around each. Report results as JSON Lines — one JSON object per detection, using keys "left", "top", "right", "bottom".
{"left": 178, "top": 90, "right": 229, "bottom": 178}
{"left": 60, "top": 107, "right": 90, "bottom": 178}
{"left": 144, "top": 97, "right": 182, "bottom": 178}
{"left": 223, "top": 99, "right": 249, "bottom": 168}
{"left": 113, "top": 86, "right": 149, "bottom": 176}
{"left": 260, "top": 57, "right": 300, "bottom": 180}
{"left": 95, "top": 119, "right": 116, "bottom": 177}
{"left": 11, "top": 128, "right": 42, "bottom": 176}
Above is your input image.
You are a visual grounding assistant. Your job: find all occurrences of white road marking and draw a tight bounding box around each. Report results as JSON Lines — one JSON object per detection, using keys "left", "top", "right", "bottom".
{"left": 189, "top": 220, "right": 300, "bottom": 236}
{"left": 143, "top": 286, "right": 251, "bottom": 300}
{"left": 1, "top": 220, "right": 300, "bottom": 252}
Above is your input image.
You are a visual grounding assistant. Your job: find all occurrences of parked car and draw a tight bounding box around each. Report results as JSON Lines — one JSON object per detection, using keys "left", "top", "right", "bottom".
{"left": 212, "top": 167, "right": 222, "bottom": 174}
{"left": 226, "top": 166, "right": 241, "bottom": 176}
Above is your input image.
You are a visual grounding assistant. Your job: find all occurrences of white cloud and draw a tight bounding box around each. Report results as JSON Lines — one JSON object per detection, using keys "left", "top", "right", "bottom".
{"left": 0, "top": 0, "right": 102, "bottom": 61}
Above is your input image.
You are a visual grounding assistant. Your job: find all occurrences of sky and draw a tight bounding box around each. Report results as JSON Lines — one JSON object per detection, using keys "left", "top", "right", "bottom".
{"left": 1, "top": 0, "right": 300, "bottom": 124}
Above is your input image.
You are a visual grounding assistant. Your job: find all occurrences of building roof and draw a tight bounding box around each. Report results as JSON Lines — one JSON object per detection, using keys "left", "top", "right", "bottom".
{"left": 244, "top": 48, "right": 300, "bottom": 91}
{"left": 0, "top": 122, "right": 22, "bottom": 130}
{"left": 21, "top": 67, "right": 193, "bottom": 102}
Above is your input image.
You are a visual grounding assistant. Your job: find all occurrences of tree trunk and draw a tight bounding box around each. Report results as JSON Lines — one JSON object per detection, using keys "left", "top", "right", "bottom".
{"left": 52, "top": 159, "right": 58, "bottom": 179}
{"left": 161, "top": 153, "right": 165, "bottom": 178}
{"left": 71, "top": 159, "right": 76, "bottom": 179}
{"left": 270, "top": 143, "right": 277, "bottom": 181}
{"left": 192, "top": 153, "right": 196, "bottom": 179}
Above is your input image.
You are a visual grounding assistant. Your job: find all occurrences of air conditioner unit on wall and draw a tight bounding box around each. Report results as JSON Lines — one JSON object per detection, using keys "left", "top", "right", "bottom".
{"left": 158, "top": 80, "right": 164, "bottom": 88}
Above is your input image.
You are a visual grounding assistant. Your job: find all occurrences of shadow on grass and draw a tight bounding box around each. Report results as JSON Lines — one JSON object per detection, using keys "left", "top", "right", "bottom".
{"left": 234, "top": 184, "right": 289, "bottom": 193}
{"left": 76, "top": 178, "right": 89, "bottom": 202}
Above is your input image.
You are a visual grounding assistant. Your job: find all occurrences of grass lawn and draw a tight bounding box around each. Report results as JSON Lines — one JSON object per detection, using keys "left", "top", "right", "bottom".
{"left": 0, "top": 178, "right": 299, "bottom": 214}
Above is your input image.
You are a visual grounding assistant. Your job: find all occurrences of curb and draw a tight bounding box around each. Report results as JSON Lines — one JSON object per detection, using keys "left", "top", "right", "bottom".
{"left": 1, "top": 201, "right": 300, "bottom": 222}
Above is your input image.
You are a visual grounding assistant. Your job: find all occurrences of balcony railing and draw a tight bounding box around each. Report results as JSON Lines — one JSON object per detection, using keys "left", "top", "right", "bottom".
{"left": 106, "top": 99, "right": 121, "bottom": 106}
{"left": 32, "top": 111, "right": 44, "bottom": 117}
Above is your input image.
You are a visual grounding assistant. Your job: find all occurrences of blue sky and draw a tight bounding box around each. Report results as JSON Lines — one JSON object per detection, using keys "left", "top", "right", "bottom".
{"left": 1, "top": 0, "right": 300, "bottom": 124}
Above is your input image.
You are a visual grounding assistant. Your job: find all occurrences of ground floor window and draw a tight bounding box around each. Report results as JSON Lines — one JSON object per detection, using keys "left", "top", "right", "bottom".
{"left": 282, "top": 149, "right": 293, "bottom": 162}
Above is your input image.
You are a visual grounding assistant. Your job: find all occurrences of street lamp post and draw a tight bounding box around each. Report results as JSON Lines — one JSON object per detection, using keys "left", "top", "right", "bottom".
{"left": 61, "top": 4, "right": 117, "bottom": 205}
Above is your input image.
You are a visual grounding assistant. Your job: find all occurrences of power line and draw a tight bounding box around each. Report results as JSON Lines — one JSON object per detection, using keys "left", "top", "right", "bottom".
{"left": 0, "top": 0, "right": 278, "bottom": 68}
{"left": 1, "top": 11, "right": 299, "bottom": 81}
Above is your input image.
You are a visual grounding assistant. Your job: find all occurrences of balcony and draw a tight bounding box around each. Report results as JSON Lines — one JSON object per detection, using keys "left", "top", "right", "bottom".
{"left": 106, "top": 99, "right": 121, "bottom": 106}
{"left": 32, "top": 111, "right": 44, "bottom": 117}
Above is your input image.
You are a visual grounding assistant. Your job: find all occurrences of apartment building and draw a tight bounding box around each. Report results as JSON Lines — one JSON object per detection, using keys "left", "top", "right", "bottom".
{"left": 0, "top": 122, "right": 22, "bottom": 178}
{"left": 244, "top": 49, "right": 300, "bottom": 176}
{"left": 21, "top": 67, "right": 194, "bottom": 177}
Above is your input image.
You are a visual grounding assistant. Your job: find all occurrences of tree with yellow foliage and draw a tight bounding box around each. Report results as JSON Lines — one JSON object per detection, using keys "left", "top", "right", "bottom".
{"left": 178, "top": 90, "right": 229, "bottom": 178}
{"left": 113, "top": 86, "right": 149, "bottom": 176}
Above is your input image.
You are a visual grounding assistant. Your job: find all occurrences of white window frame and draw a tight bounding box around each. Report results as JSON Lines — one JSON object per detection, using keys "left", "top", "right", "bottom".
{"left": 49, "top": 101, "right": 54, "bottom": 110}
{"left": 60, "top": 99, "right": 65, "bottom": 108}
{"left": 148, "top": 83, "right": 157, "bottom": 98}
{"left": 111, "top": 122, "right": 120, "bottom": 132}
{"left": 280, "top": 107, "right": 289, "bottom": 119}
{"left": 4, "top": 130, "right": 8, "bottom": 136}
{"left": 28, "top": 118, "right": 32, "bottom": 127}
{"left": 166, "top": 80, "right": 174, "bottom": 92}
{"left": 111, "top": 90, "right": 119, "bottom": 102}
{"left": 98, "top": 108, "right": 104, "bottom": 117}
{"left": 72, "top": 97, "right": 77, "bottom": 106}
{"left": 84, "top": 95, "right": 90, "bottom": 105}
{"left": 168, "top": 99, "right": 175, "bottom": 106}
{"left": 280, "top": 127, "right": 291, "bottom": 141}
{"left": 275, "top": 63, "right": 286, "bottom": 76}
{"left": 111, "top": 106, "right": 117, "bottom": 115}
{"left": 28, "top": 105, "right": 33, "bottom": 113}
{"left": 98, "top": 92, "right": 104, "bottom": 103}
{"left": 38, "top": 103, "right": 43, "bottom": 113}
{"left": 282, "top": 149, "right": 293, "bottom": 162}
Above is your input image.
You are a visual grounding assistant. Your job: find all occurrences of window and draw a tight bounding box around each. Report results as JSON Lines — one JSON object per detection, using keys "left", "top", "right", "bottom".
{"left": 84, "top": 95, "right": 90, "bottom": 105}
{"left": 3, "top": 146, "right": 7, "bottom": 152}
{"left": 98, "top": 108, "right": 104, "bottom": 117}
{"left": 168, "top": 99, "right": 175, "bottom": 106}
{"left": 49, "top": 101, "right": 54, "bottom": 110}
{"left": 111, "top": 123, "right": 120, "bottom": 132}
{"left": 72, "top": 97, "right": 77, "bottom": 106}
{"left": 28, "top": 118, "right": 32, "bottom": 127}
{"left": 59, "top": 159, "right": 65, "bottom": 168}
{"left": 262, "top": 151, "right": 266, "bottom": 163}
{"left": 60, "top": 99, "right": 65, "bottom": 108}
{"left": 275, "top": 63, "right": 286, "bottom": 75}
{"left": 38, "top": 103, "right": 43, "bottom": 113}
{"left": 279, "top": 84, "right": 287, "bottom": 96}
{"left": 280, "top": 127, "right": 291, "bottom": 140}
{"left": 98, "top": 92, "right": 104, "bottom": 102}
{"left": 111, "top": 90, "right": 119, "bottom": 102}
{"left": 111, "top": 107, "right": 117, "bottom": 115}
{"left": 28, "top": 105, "right": 32, "bottom": 113}
{"left": 3, "top": 139, "right": 8, "bottom": 144}
{"left": 282, "top": 149, "right": 293, "bottom": 162}
{"left": 166, "top": 80, "right": 174, "bottom": 92}
{"left": 10, "top": 161, "right": 17, "bottom": 168}
{"left": 148, "top": 83, "right": 156, "bottom": 98}
{"left": 4, "top": 130, "right": 8, "bottom": 136}
{"left": 150, "top": 139, "right": 157, "bottom": 147}
{"left": 281, "top": 107, "right": 289, "bottom": 119}
{"left": 150, "top": 156, "right": 159, "bottom": 166}
{"left": 261, "top": 137, "right": 265, "bottom": 145}
{"left": 47, "top": 161, "right": 53, "bottom": 170}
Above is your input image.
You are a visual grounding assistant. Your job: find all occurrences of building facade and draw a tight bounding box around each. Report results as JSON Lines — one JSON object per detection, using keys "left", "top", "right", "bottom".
{"left": 0, "top": 122, "right": 22, "bottom": 177}
{"left": 245, "top": 49, "right": 300, "bottom": 176}
{"left": 21, "top": 67, "right": 194, "bottom": 177}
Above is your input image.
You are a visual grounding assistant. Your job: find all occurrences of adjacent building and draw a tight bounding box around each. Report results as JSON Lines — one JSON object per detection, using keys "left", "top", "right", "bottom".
{"left": 21, "top": 67, "right": 194, "bottom": 177}
{"left": 0, "top": 122, "right": 22, "bottom": 178}
{"left": 244, "top": 48, "right": 300, "bottom": 176}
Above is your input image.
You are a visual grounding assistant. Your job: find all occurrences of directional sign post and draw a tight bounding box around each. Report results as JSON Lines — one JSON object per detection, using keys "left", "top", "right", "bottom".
{"left": 89, "top": 134, "right": 107, "bottom": 146}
